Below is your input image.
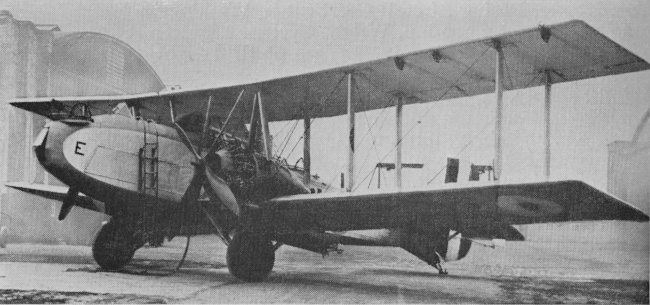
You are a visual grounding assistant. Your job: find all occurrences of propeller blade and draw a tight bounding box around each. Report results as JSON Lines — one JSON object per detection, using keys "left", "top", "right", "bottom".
{"left": 169, "top": 170, "right": 205, "bottom": 236}
{"left": 199, "top": 96, "right": 213, "bottom": 156}
{"left": 174, "top": 123, "right": 200, "bottom": 160}
{"left": 204, "top": 166, "right": 239, "bottom": 216}
{"left": 59, "top": 188, "right": 78, "bottom": 221}
{"left": 180, "top": 171, "right": 204, "bottom": 206}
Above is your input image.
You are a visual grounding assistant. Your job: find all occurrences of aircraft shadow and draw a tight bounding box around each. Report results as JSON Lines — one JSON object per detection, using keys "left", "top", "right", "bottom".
{"left": 261, "top": 270, "right": 479, "bottom": 302}
{"left": 360, "top": 267, "right": 497, "bottom": 281}
{"left": 65, "top": 259, "right": 227, "bottom": 277}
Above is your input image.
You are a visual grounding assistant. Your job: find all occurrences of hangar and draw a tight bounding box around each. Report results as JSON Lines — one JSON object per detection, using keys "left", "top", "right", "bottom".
{"left": 608, "top": 107, "right": 650, "bottom": 214}
{"left": 0, "top": 10, "right": 164, "bottom": 244}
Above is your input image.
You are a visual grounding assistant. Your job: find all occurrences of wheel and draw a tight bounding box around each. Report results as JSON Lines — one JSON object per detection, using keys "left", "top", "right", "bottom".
{"left": 226, "top": 232, "right": 275, "bottom": 282}
{"left": 92, "top": 218, "right": 137, "bottom": 270}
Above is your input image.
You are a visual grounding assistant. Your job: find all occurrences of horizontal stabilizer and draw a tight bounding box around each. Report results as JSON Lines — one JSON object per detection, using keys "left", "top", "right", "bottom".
{"left": 5, "top": 182, "right": 104, "bottom": 214}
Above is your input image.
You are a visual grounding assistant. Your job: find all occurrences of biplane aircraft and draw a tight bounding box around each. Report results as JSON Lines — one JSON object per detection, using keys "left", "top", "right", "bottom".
{"left": 4, "top": 20, "right": 649, "bottom": 282}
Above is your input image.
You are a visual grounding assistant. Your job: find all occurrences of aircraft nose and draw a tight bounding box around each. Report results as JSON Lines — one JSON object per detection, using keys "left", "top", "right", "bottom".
{"left": 34, "top": 126, "right": 50, "bottom": 163}
{"left": 34, "top": 126, "right": 49, "bottom": 148}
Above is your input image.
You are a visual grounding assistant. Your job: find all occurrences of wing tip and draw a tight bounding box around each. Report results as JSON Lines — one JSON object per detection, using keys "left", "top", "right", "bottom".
{"left": 5, "top": 181, "right": 31, "bottom": 191}
{"left": 573, "top": 180, "right": 650, "bottom": 222}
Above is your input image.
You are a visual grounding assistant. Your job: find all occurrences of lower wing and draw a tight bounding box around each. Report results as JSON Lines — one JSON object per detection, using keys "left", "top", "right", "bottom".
{"left": 5, "top": 182, "right": 105, "bottom": 214}
{"left": 263, "top": 180, "right": 648, "bottom": 236}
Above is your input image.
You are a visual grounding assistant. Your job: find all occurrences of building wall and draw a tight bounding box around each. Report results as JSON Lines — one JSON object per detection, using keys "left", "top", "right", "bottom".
{"left": 0, "top": 10, "right": 54, "bottom": 243}
{"left": 607, "top": 108, "right": 650, "bottom": 214}
{"left": 0, "top": 11, "right": 164, "bottom": 245}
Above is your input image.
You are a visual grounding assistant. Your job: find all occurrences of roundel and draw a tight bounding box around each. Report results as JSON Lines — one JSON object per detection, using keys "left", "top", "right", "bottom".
{"left": 496, "top": 195, "right": 564, "bottom": 217}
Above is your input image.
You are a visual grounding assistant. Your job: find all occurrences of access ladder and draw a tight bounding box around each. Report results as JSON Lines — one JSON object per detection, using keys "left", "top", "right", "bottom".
{"left": 138, "top": 119, "right": 161, "bottom": 244}
{"left": 139, "top": 120, "right": 159, "bottom": 197}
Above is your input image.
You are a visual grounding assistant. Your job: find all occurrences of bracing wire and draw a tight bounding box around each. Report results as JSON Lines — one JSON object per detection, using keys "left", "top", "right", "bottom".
{"left": 424, "top": 73, "right": 543, "bottom": 184}
{"left": 273, "top": 120, "right": 299, "bottom": 153}
{"left": 353, "top": 46, "right": 493, "bottom": 191}
{"left": 322, "top": 83, "right": 393, "bottom": 192}
{"left": 282, "top": 75, "right": 349, "bottom": 160}
{"left": 367, "top": 167, "right": 377, "bottom": 189}
{"left": 270, "top": 74, "right": 348, "bottom": 159}
{"left": 356, "top": 80, "right": 386, "bottom": 161}
{"left": 355, "top": 111, "right": 389, "bottom": 181}
{"left": 275, "top": 119, "right": 300, "bottom": 156}
{"left": 351, "top": 78, "right": 391, "bottom": 180}
{"left": 425, "top": 114, "right": 495, "bottom": 185}
{"left": 275, "top": 75, "right": 349, "bottom": 160}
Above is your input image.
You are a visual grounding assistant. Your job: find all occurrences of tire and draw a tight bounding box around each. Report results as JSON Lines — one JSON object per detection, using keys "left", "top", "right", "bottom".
{"left": 226, "top": 232, "right": 275, "bottom": 282}
{"left": 92, "top": 219, "right": 137, "bottom": 270}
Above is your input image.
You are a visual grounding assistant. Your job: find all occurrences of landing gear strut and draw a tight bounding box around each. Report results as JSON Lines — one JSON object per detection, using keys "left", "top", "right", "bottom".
{"left": 431, "top": 251, "right": 449, "bottom": 275}
{"left": 92, "top": 218, "right": 139, "bottom": 270}
{"left": 433, "top": 261, "right": 448, "bottom": 275}
{"left": 226, "top": 232, "right": 275, "bottom": 282}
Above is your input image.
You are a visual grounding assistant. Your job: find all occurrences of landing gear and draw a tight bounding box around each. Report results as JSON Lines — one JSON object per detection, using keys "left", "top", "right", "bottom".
{"left": 226, "top": 232, "right": 275, "bottom": 282}
{"left": 433, "top": 261, "right": 448, "bottom": 275}
{"left": 92, "top": 218, "right": 139, "bottom": 270}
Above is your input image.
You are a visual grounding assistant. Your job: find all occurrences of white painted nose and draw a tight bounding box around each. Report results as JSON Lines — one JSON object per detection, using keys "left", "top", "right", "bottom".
{"left": 33, "top": 126, "right": 49, "bottom": 148}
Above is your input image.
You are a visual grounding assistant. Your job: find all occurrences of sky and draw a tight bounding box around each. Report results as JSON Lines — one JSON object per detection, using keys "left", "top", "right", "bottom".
{"left": 4, "top": 0, "right": 650, "bottom": 191}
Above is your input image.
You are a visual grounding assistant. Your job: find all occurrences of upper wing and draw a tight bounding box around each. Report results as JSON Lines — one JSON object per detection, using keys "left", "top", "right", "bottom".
{"left": 261, "top": 180, "right": 648, "bottom": 236}
{"left": 9, "top": 20, "right": 649, "bottom": 134}
{"left": 5, "top": 182, "right": 105, "bottom": 214}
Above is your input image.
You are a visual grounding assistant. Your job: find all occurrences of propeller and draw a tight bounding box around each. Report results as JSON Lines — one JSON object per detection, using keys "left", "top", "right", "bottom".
{"left": 173, "top": 95, "right": 240, "bottom": 217}
{"left": 173, "top": 89, "right": 260, "bottom": 225}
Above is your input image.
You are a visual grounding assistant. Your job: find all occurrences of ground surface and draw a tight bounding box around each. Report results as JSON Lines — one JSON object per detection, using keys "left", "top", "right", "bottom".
{"left": 0, "top": 235, "right": 647, "bottom": 303}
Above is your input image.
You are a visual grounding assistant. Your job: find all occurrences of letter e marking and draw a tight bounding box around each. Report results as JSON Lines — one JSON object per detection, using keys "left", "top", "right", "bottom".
{"left": 75, "top": 141, "right": 86, "bottom": 156}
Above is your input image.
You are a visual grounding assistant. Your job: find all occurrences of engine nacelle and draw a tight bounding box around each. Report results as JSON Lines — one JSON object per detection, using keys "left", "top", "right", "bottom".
{"left": 442, "top": 230, "right": 472, "bottom": 262}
